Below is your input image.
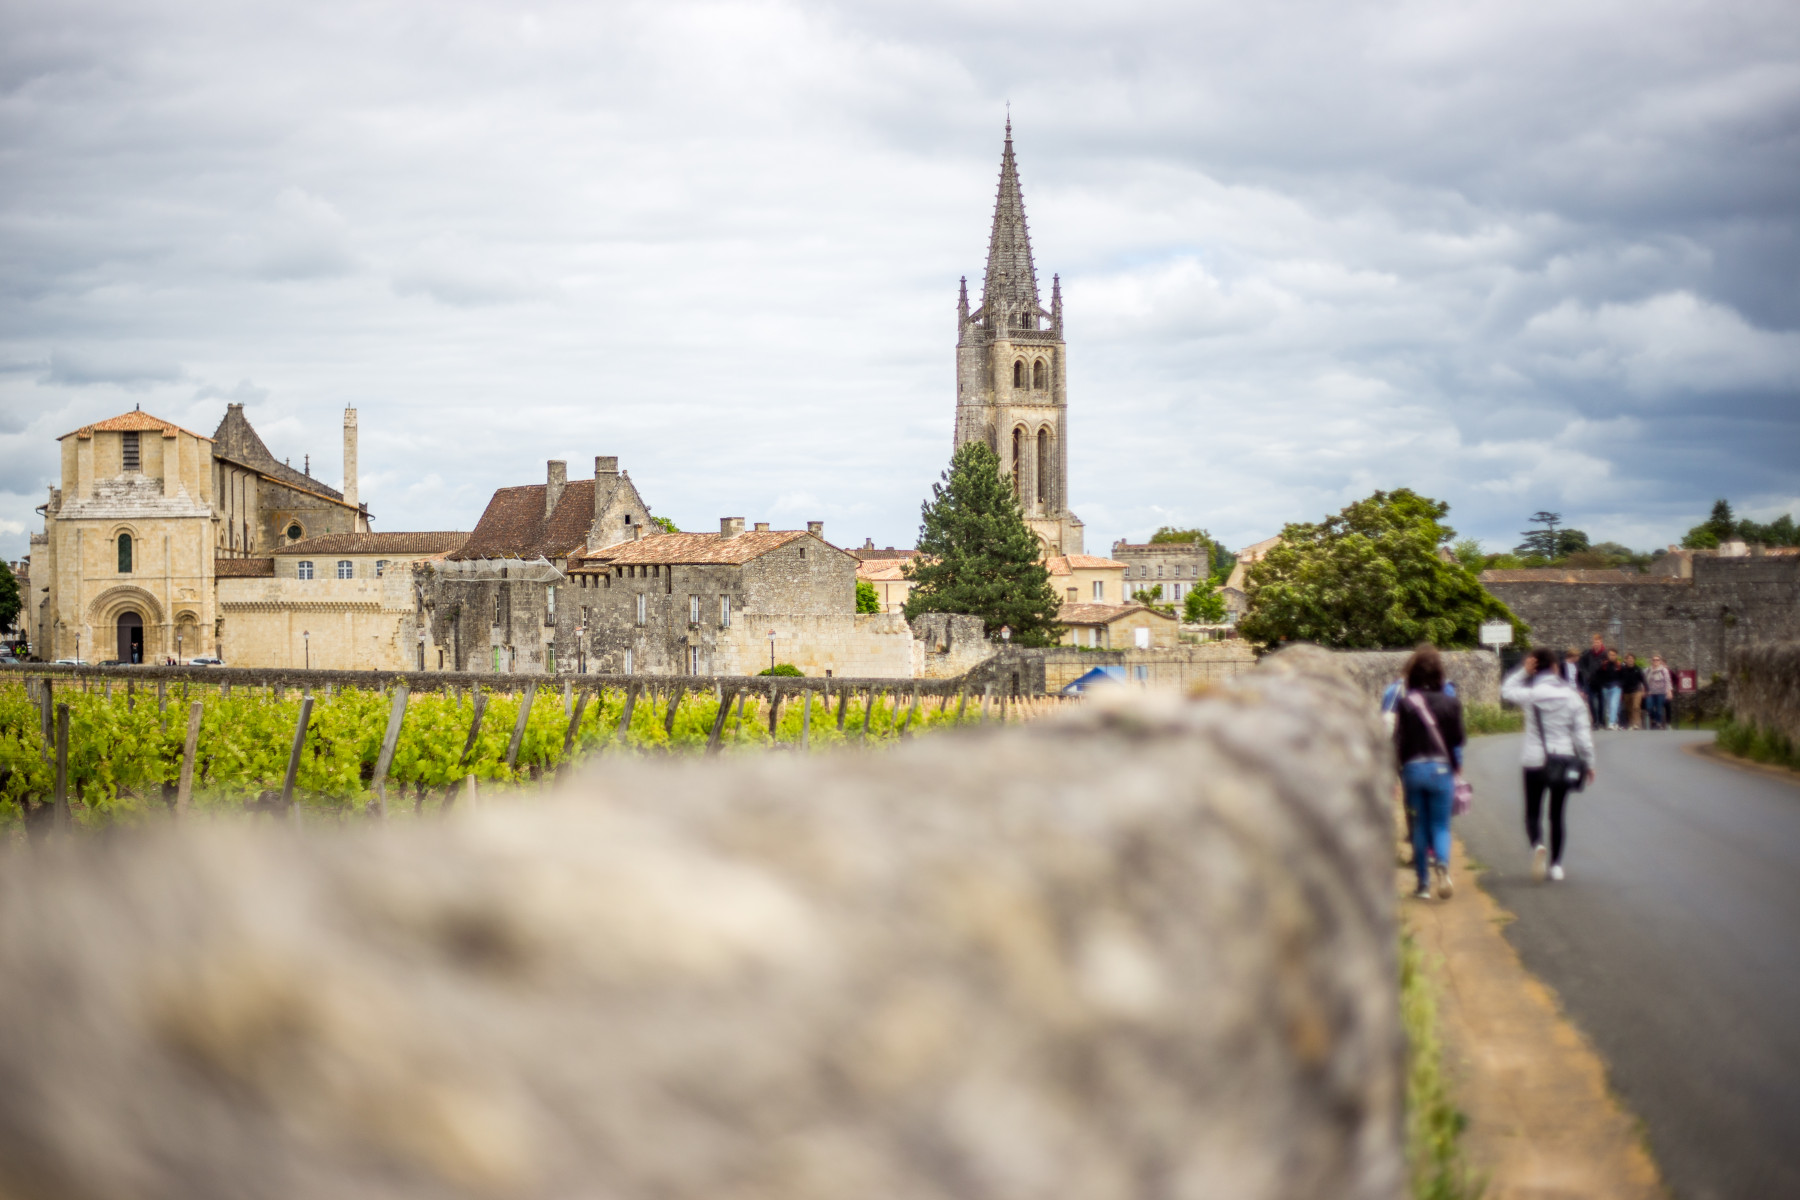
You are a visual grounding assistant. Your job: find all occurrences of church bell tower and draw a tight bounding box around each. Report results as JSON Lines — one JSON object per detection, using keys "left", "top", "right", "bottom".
{"left": 954, "top": 119, "right": 1083, "bottom": 556}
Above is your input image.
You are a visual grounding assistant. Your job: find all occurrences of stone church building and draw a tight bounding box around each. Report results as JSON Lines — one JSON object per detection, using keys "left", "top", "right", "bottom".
{"left": 955, "top": 119, "right": 1084, "bottom": 556}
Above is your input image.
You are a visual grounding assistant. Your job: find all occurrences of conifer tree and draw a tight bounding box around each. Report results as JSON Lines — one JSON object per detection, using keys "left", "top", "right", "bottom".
{"left": 903, "top": 442, "right": 1063, "bottom": 646}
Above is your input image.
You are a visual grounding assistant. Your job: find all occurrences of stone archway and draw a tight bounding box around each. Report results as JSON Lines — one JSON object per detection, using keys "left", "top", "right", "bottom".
{"left": 88, "top": 586, "right": 167, "bottom": 662}
{"left": 116, "top": 611, "right": 144, "bottom": 664}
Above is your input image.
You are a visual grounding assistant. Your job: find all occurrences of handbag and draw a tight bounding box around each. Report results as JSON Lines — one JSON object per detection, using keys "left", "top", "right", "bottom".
{"left": 1405, "top": 693, "right": 1474, "bottom": 814}
{"left": 1533, "top": 699, "right": 1587, "bottom": 793}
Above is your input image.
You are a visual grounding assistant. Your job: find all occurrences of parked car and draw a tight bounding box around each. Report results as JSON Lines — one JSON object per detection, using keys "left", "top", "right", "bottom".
{"left": 188, "top": 657, "right": 226, "bottom": 667}
{"left": 53, "top": 659, "right": 89, "bottom": 666}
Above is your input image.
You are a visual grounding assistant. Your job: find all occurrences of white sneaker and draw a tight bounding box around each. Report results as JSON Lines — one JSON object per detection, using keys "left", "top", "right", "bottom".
{"left": 1532, "top": 844, "right": 1549, "bottom": 882}
{"left": 1434, "top": 861, "right": 1455, "bottom": 899}
{"left": 1549, "top": 863, "right": 1565, "bottom": 882}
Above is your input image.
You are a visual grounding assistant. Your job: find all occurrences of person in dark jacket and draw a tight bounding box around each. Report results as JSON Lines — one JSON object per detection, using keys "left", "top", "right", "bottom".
{"left": 1595, "top": 650, "right": 1625, "bottom": 730}
{"left": 1576, "top": 634, "right": 1609, "bottom": 727}
{"left": 1619, "top": 653, "right": 1646, "bottom": 730}
{"left": 1393, "top": 644, "right": 1466, "bottom": 901}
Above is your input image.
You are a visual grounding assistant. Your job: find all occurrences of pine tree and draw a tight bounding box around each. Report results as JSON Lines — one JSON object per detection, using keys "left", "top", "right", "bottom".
{"left": 903, "top": 441, "right": 1063, "bottom": 646}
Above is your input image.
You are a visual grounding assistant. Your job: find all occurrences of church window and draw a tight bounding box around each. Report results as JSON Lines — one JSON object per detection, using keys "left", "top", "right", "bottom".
{"left": 297, "top": 560, "right": 314, "bottom": 580}
{"left": 1033, "top": 360, "right": 1047, "bottom": 389}
{"left": 1012, "top": 360, "right": 1024, "bottom": 388}
{"left": 117, "top": 533, "right": 133, "bottom": 574}
{"left": 287, "top": 524, "right": 303, "bottom": 542}
{"left": 1036, "top": 428, "right": 1051, "bottom": 506}
{"left": 122, "top": 432, "right": 140, "bottom": 472}
{"left": 337, "top": 560, "right": 354, "bottom": 579}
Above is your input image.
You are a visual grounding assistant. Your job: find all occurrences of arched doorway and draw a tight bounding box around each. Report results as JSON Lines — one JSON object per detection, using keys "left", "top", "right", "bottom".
{"left": 117, "top": 610, "right": 144, "bottom": 664}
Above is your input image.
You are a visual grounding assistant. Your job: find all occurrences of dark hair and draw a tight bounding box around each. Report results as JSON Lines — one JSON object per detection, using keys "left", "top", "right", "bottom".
{"left": 1531, "top": 646, "right": 1560, "bottom": 672}
{"left": 1404, "top": 644, "right": 1444, "bottom": 691}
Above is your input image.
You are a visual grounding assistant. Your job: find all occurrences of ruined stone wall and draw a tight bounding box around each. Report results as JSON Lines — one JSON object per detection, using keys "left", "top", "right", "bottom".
{"left": 907, "top": 612, "right": 995, "bottom": 679}
{"left": 1483, "top": 556, "right": 1800, "bottom": 679}
{"left": 1332, "top": 648, "right": 1502, "bottom": 709}
{"left": 0, "top": 649, "right": 1403, "bottom": 1200}
{"left": 979, "top": 641, "right": 1258, "bottom": 694}
{"left": 1726, "top": 640, "right": 1800, "bottom": 747}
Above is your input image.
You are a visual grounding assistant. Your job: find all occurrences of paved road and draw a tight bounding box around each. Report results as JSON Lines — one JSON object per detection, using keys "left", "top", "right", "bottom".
{"left": 1457, "top": 730, "right": 1800, "bottom": 1200}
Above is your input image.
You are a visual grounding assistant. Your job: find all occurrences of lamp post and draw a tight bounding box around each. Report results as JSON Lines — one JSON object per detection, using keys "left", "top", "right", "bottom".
{"left": 303, "top": 629, "right": 310, "bottom": 671}
{"left": 418, "top": 630, "right": 426, "bottom": 671}
{"left": 1000, "top": 625, "right": 1011, "bottom": 644}
{"left": 174, "top": 632, "right": 182, "bottom": 665}
{"left": 768, "top": 628, "right": 777, "bottom": 673}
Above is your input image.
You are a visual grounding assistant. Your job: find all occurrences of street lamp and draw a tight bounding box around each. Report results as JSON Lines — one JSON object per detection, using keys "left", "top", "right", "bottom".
{"left": 303, "top": 629, "right": 310, "bottom": 671}
{"left": 1000, "top": 625, "right": 1011, "bottom": 644}
{"left": 768, "top": 628, "right": 777, "bottom": 672}
{"left": 174, "top": 632, "right": 182, "bottom": 664}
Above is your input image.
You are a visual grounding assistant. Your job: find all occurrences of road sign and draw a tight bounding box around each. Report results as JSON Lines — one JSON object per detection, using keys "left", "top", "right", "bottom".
{"left": 1479, "top": 621, "right": 1512, "bottom": 647}
{"left": 1675, "top": 669, "right": 1697, "bottom": 694}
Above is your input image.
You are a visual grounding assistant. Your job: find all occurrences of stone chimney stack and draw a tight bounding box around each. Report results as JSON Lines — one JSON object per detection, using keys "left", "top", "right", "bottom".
{"left": 545, "top": 460, "right": 567, "bottom": 519}
{"left": 754, "top": 522, "right": 769, "bottom": 532}
{"left": 594, "top": 456, "right": 619, "bottom": 522}
{"left": 341, "top": 408, "right": 357, "bottom": 509}
{"left": 807, "top": 521, "right": 824, "bottom": 538}
{"left": 720, "top": 517, "right": 745, "bottom": 538}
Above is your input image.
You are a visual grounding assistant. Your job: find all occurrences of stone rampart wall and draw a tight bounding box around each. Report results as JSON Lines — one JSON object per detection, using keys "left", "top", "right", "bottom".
{"left": 1726, "top": 640, "right": 1800, "bottom": 747}
{"left": 1333, "top": 648, "right": 1502, "bottom": 708}
{"left": 0, "top": 648, "right": 1401, "bottom": 1200}
{"left": 979, "top": 641, "right": 1258, "bottom": 694}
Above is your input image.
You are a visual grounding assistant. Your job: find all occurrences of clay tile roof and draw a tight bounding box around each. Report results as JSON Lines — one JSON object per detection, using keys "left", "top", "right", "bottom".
{"left": 65, "top": 410, "right": 208, "bottom": 441}
{"left": 576, "top": 530, "right": 828, "bottom": 568}
{"left": 849, "top": 546, "right": 919, "bottom": 562}
{"left": 1479, "top": 569, "right": 1683, "bottom": 585}
{"left": 214, "top": 557, "right": 275, "bottom": 578}
{"left": 1045, "top": 554, "right": 1127, "bottom": 575}
{"left": 451, "top": 481, "right": 602, "bottom": 561}
{"left": 856, "top": 559, "right": 917, "bottom": 582}
{"left": 1057, "top": 601, "right": 1172, "bottom": 625}
{"left": 275, "top": 532, "right": 467, "bottom": 557}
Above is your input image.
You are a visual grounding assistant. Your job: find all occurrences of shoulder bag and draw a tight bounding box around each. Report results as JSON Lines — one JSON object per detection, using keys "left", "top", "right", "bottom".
{"left": 1533, "top": 695, "right": 1587, "bottom": 793}
{"left": 1405, "top": 693, "right": 1474, "bottom": 815}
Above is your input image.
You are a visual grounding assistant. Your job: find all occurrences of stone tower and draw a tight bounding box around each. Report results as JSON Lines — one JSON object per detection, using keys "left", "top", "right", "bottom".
{"left": 954, "top": 119, "right": 1083, "bottom": 556}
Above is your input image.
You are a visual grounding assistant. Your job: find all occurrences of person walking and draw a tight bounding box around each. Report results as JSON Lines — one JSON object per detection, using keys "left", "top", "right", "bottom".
{"left": 1393, "top": 645, "right": 1466, "bottom": 901}
{"left": 1561, "top": 647, "right": 1582, "bottom": 686}
{"left": 1502, "top": 647, "right": 1597, "bottom": 882}
{"left": 1595, "top": 649, "right": 1625, "bottom": 730}
{"left": 1620, "top": 653, "right": 1646, "bottom": 730}
{"left": 1645, "top": 654, "right": 1674, "bottom": 730}
{"left": 1577, "top": 634, "right": 1609, "bottom": 727}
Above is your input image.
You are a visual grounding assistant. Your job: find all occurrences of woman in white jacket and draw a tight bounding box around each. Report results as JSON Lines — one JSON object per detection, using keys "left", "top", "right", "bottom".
{"left": 1501, "top": 646, "right": 1598, "bottom": 882}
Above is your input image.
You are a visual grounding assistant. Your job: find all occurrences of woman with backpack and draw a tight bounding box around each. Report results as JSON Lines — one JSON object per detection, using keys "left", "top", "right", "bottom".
{"left": 1501, "top": 646, "right": 1598, "bottom": 882}
{"left": 1393, "top": 645, "right": 1467, "bottom": 901}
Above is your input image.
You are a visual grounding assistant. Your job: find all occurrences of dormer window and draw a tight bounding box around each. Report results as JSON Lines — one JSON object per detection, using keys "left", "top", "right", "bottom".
{"left": 121, "top": 432, "right": 140, "bottom": 472}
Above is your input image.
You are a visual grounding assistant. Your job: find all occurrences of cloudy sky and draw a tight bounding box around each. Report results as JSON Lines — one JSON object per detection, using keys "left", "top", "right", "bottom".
{"left": 4, "top": 0, "right": 1797, "bottom": 563}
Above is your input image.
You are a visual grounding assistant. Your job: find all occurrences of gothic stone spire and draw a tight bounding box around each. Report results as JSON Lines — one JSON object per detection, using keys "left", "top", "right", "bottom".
{"left": 982, "top": 118, "right": 1040, "bottom": 331}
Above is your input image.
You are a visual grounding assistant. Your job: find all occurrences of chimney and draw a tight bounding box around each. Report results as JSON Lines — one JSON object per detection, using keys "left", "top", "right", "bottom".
{"left": 594, "top": 456, "right": 619, "bottom": 523}
{"left": 720, "top": 517, "right": 745, "bottom": 538}
{"left": 863, "top": 537, "right": 874, "bottom": 550}
{"left": 303, "top": 453, "right": 310, "bottom": 477}
{"left": 342, "top": 408, "right": 358, "bottom": 511}
{"left": 545, "top": 460, "right": 567, "bottom": 519}
{"left": 754, "top": 522, "right": 769, "bottom": 532}
{"left": 807, "top": 521, "right": 824, "bottom": 538}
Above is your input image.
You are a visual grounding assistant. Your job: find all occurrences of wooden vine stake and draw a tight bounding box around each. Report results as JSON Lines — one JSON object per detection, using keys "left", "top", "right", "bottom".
{"left": 900, "top": 687, "right": 921, "bottom": 738}
{"left": 559, "top": 689, "right": 590, "bottom": 773}
{"left": 175, "top": 701, "right": 203, "bottom": 818}
{"left": 616, "top": 683, "right": 640, "bottom": 743}
{"left": 370, "top": 684, "right": 410, "bottom": 819}
{"left": 707, "top": 688, "right": 737, "bottom": 755}
{"left": 53, "top": 704, "right": 70, "bottom": 833}
{"left": 459, "top": 690, "right": 489, "bottom": 766}
{"left": 279, "top": 695, "right": 315, "bottom": 819}
{"left": 504, "top": 682, "right": 538, "bottom": 770}
{"left": 800, "top": 689, "right": 812, "bottom": 750}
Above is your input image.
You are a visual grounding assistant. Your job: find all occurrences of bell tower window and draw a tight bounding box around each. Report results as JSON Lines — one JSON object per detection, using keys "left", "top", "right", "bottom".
{"left": 1012, "top": 360, "right": 1024, "bottom": 388}
{"left": 121, "top": 432, "right": 140, "bottom": 472}
{"left": 117, "top": 533, "right": 133, "bottom": 573}
{"left": 1033, "top": 359, "right": 1047, "bottom": 389}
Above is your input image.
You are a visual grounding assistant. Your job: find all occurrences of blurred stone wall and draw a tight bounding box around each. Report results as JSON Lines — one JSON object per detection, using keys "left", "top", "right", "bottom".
{"left": 1727, "top": 640, "right": 1800, "bottom": 746}
{"left": 0, "top": 647, "right": 1403, "bottom": 1200}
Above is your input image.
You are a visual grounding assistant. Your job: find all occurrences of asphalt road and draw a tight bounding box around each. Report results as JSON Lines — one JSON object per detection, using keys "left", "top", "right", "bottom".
{"left": 1457, "top": 730, "right": 1800, "bottom": 1200}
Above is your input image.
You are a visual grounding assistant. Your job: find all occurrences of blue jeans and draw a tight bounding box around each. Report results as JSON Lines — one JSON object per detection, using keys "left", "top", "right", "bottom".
{"left": 1646, "top": 694, "right": 1669, "bottom": 729}
{"left": 1402, "top": 760, "right": 1455, "bottom": 890}
{"left": 1603, "top": 686, "right": 1622, "bottom": 728}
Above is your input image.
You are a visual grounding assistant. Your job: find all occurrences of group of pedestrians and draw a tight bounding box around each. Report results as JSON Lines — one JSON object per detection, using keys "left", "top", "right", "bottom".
{"left": 1573, "top": 634, "right": 1675, "bottom": 730}
{"left": 1391, "top": 641, "right": 1598, "bottom": 900}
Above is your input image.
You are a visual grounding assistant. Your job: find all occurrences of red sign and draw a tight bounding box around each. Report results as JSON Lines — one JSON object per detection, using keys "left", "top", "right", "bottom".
{"left": 1675, "top": 669, "right": 1698, "bottom": 694}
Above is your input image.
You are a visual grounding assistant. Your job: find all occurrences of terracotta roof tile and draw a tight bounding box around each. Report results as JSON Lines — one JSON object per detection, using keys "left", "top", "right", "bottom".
{"left": 452, "top": 481, "right": 607, "bottom": 561}
{"left": 275, "top": 532, "right": 467, "bottom": 556}
{"left": 575, "top": 530, "right": 835, "bottom": 568}
{"left": 856, "top": 559, "right": 919, "bottom": 582}
{"left": 65, "top": 410, "right": 208, "bottom": 441}
{"left": 214, "top": 557, "right": 274, "bottom": 578}
{"left": 1045, "top": 554, "right": 1127, "bottom": 575}
{"left": 1057, "top": 602, "right": 1174, "bottom": 625}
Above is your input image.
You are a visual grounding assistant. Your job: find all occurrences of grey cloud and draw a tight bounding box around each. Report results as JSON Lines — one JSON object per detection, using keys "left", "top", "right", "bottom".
{"left": 37, "top": 350, "right": 183, "bottom": 390}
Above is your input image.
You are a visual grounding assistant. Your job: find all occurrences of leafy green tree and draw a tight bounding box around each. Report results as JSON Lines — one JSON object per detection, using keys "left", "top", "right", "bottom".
{"left": 1130, "top": 584, "right": 1175, "bottom": 613}
{"left": 1515, "top": 511, "right": 1589, "bottom": 559}
{"left": 855, "top": 579, "right": 881, "bottom": 613}
{"left": 1739, "top": 512, "right": 1798, "bottom": 546}
{"left": 1450, "top": 537, "right": 1483, "bottom": 567}
{"left": 0, "top": 562, "right": 19, "bottom": 637}
{"left": 651, "top": 515, "right": 679, "bottom": 535}
{"left": 1239, "top": 489, "right": 1526, "bottom": 649}
{"left": 1183, "top": 584, "right": 1227, "bottom": 623}
{"left": 1149, "top": 526, "right": 1210, "bottom": 546}
{"left": 902, "top": 441, "right": 1063, "bottom": 646}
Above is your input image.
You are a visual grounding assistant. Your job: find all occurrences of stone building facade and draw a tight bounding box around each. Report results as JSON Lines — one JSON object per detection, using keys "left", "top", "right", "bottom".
{"left": 1046, "top": 554, "right": 1129, "bottom": 607}
{"left": 1481, "top": 554, "right": 1800, "bottom": 679}
{"left": 1056, "top": 602, "right": 1180, "bottom": 650}
{"left": 1111, "top": 539, "right": 1213, "bottom": 607}
{"left": 212, "top": 403, "right": 368, "bottom": 556}
{"left": 954, "top": 121, "right": 1083, "bottom": 555}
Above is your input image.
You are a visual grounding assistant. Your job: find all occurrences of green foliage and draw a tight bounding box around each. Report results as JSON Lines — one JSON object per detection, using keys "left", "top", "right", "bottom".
{"left": 855, "top": 579, "right": 881, "bottom": 613}
{"left": 1514, "top": 511, "right": 1588, "bottom": 559}
{"left": 1737, "top": 512, "right": 1798, "bottom": 546}
{"left": 1402, "top": 931, "right": 1485, "bottom": 1200}
{"left": 1240, "top": 489, "right": 1526, "bottom": 650}
{"left": 1717, "top": 718, "right": 1800, "bottom": 771}
{"left": 1183, "top": 584, "right": 1228, "bottom": 623}
{"left": 0, "top": 562, "right": 19, "bottom": 635}
{"left": 1683, "top": 499, "right": 1798, "bottom": 549}
{"left": 1130, "top": 584, "right": 1174, "bottom": 614}
{"left": 650, "top": 515, "right": 679, "bottom": 535}
{"left": 903, "top": 441, "right": 1063, "bottom": 646}
{"left": 1450, "top": 538, "right": 1483, "bottom": 567}
{"left": 1462, "top": 702, "right": 1524, "bottom": 736}
{"left": 758, "top": 663, "right": 805, "bottom": 677}
{"left": 1149, "top": 526, "right": 1209, "bottom": 545}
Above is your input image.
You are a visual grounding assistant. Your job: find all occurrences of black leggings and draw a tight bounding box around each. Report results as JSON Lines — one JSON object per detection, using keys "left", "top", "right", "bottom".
{"left": 1523, "top": 768, "right": 1571, "bottom": 864}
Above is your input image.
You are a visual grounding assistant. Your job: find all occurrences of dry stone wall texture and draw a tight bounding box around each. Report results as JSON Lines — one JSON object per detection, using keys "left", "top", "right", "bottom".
{"left": 0, "top": 649, "right": 1401, "bottom": 1200}
{"left": 1726, "top": 640, "right": 1800, "bottom": 747}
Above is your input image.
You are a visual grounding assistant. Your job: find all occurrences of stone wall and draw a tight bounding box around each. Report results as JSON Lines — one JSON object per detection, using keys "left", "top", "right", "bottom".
{"left": 978, "top": 641, "right": 1258, "bottom": 694}
{"left": 1726, "top": 640, "right": 1800, "bottom": 747}
{"left": 0, "top": 651, "right": 1402, "bottom": 1200}
{"left": 907, "top": 612, "right": 995, "bottom": 679}
{"left": 217, "top": 572, "right": 424, "bottom": 671}
{"left": 1482, "top": 555, "right": 1800, "bottom": 680}
{"left": 1332, "top": 648, "right": 1502, "bottom": 709}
